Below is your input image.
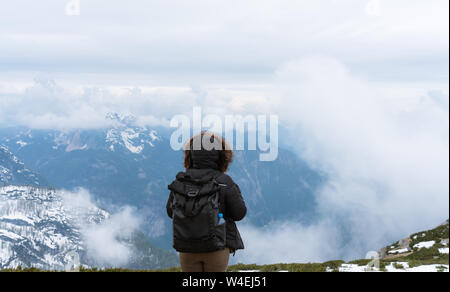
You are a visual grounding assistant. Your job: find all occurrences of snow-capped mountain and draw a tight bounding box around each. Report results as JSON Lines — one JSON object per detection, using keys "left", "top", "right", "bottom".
{"left": 50, "top": 112, "right": 161, "bottom": 154}
{"left": 0, "top": 144, "right": 179, "bottom": 270}
{"left": 1, "top": 113, "right": 161, "bottom": 156}
{"left": 105, "top": 112, "right": 160, "bottom": 154}
{"left": 0, "top": 145, "right": 49, "bottom": 187}
{"left": 0, "top": 185, "right": 108, "bottom": 270}
{"left": 0, "top": 184, "right": 179, "bottom": 270}
{"left": 0, "top": 113, "right": 323, "bottom": 250}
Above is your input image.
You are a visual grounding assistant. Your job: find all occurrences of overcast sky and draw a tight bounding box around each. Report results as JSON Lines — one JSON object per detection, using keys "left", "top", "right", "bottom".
{"left": 0, "top": 0, "right": 448, "bottom": 82}
{"left": 0, "top": 0, "right": 448, "bottom": 128}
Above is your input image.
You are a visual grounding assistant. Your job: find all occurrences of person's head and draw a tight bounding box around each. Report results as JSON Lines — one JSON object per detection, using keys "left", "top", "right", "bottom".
{"left": 183, "top": 131, "right": 233, "bottom": 173}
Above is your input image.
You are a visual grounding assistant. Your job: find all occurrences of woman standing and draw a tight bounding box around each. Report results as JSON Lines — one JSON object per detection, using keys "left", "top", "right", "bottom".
{"left": 166, "top": 132, "right": 246, "bottom": 272}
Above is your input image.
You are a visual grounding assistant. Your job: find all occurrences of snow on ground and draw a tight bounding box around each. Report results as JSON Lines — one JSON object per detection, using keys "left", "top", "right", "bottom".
{"left": 413, "top": 241, "right": 435, "bottom": 249}
{"left": 403, "top": 265, "right": 449, "bottom": 272}
{"left": 388, "top": 248, "right": 409, "bottom": 254}
{"left": 337, "top": 263, "right": 449, "bottom": 272}
{"left": 438, "top": 248, "right": 449, "bottom": 254}
{"left": 384, "top": 262, "right": 449, "bottom": 272}
{"left": 16, "top": 140, "right": 27, "bottom": 147}
{"left": 338, "top": 264, "right": 369, "bottom": 272}
{"left": 0, "top": 229, "right": 22, "bottom": 240}
{"left": 0, "top": 213, "right": 35, "bottom": 226}
{"left": 121, "top": 130, "right": 144, "bottom": 154}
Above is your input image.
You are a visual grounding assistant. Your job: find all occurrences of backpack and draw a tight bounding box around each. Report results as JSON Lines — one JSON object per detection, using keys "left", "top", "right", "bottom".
{"left": 168, "top": 173, "right": 227, "bottom": 253}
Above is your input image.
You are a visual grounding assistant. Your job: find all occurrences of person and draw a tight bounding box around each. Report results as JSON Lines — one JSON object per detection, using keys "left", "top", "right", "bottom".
{"left": 166, "top": 132, "right": 246, "bottom": 272}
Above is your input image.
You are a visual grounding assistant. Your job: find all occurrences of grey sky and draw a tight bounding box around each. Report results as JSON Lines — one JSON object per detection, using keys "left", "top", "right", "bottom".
{"left": 0, "top": 0, "right": 448, "bottom": 82}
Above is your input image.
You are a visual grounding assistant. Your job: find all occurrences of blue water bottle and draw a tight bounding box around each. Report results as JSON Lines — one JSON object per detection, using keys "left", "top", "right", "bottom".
{"left": 218, "top": 213, "right": 225, "bottom": 225}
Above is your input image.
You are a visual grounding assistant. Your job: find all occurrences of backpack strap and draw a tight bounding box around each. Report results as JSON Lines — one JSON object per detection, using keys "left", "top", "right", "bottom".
{"left": 212, "top": 173, "right": 227, "bottom": 216}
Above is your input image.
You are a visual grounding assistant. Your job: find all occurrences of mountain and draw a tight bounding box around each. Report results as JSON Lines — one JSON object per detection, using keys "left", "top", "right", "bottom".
{"left": 379, "top": 219, "right": 449, "bottom": 261}
{"left": 0, "top": 145, "right": 49, "bottom": 187}
{"left": 0, "top": 114, "right": 324, "bottom": 248}
{"left": 0, "top": 146, "right": 178, "bottom": 270}
{"left": 0, "top": 185, "right": 107, "bottom": 269}
{"left": 0, "top": 185, "right": 178, "bottom": 270}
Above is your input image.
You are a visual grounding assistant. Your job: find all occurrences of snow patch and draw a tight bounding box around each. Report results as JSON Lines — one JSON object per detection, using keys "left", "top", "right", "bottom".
{"left": 413, "top": 241, "right": 435, "bottom": 249}
{"left": 388, "top": 248, "right": 409, "bottom": 254}
{"left": 120, "top": 129, "right": 144, "bottom": 154}
{"left": 16, "top": 140, "right": 27, "bottom": 147}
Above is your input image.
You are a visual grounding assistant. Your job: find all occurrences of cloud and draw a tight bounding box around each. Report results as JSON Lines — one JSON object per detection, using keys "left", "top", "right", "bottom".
{"left": 259, "top": 56, "right": 448, "bottom": 261}
{"left": 0, "top": 75, "right": 274, "bottom": 130}
{"left": 0, "top": 0, "right": 447, "bottom": 79}
{"left": 233, "top": 220, "right": 341, "bottom": 265}
{"left": 229, "top": 56, "right": 448, "bottom": 265}
{"left": 0, "top": 1, "right": 447, "bottom": 129}
{"left": 60, "top": 188, "right": 141, "bottom": 267}
{"left": 81, "top": 206, "right": 140, "bottom": 267}
{"left": 0, "top": 77, "right": 186, "bottom": 129}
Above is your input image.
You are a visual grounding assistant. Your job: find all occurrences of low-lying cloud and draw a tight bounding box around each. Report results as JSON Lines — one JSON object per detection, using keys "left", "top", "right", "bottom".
{"left": 233, "top": 56, "right": 449, "bottom": 264}
{"left": 61, "top": 188, "right": 141, "bottom": 267}
{"left": 0, "top": 76, "right": 273, "bottom": 130}
{"left": 232, "top": 220, "right": 341, "bottom": 265}
{"left": 81, "top": 206, "right": 140, "bottom": 267}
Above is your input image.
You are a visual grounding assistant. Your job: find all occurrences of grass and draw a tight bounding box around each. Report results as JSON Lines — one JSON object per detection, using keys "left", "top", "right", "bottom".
{"left": 409, "top": 221, "right": 449, "bottom": 249}
{"left": 2, "top": 256, "right": 447, "bottom": 272}
{"left": 3, "top": 221, "right": 448, "bottom": 272}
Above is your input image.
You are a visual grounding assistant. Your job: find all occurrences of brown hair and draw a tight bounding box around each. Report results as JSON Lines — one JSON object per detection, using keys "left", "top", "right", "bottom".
{"left": 183, "top": 132, "right": 233, "bottom": 173}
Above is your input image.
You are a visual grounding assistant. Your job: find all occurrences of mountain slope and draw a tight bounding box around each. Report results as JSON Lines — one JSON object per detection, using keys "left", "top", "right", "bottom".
{"left": 0, "top": 185, "right": 179, "bottom": 270}
{"left": 0, "top": 185, "right": 108, "bottom": 269}
{"left": 0, "top": 144, "right": 178, "bottom": 270}
{"left": 379, "top": 219, "right": 449, "bottom": 261}
{"left": 0, "top": 145, "right": 49, "bottom": 187}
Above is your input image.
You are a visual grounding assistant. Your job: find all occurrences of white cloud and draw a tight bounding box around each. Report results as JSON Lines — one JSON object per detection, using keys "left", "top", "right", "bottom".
{"left": 60, "top": 188, "right": 141, "bottom": 267}
{"left": 0, "top": 76, "right": 273, "bottom": 129}
{"left": 81, "top": 206, "right": 140, "bottom": 267}
{"left": 228, "top": 56, "right": 448, "bottom": 265}
{"left": 0, "top": 0, "right": 447, "bottom": 79}
{"left": 233, "top": 220, "right": 341, "bottom": 264}
{"left": 262, "top": 56, "right": 449, "bottom": 261}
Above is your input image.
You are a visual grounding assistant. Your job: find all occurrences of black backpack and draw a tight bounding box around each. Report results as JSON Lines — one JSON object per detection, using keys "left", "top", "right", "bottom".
{"left": 168, "top": 173, "right": 227, "bottom": 253}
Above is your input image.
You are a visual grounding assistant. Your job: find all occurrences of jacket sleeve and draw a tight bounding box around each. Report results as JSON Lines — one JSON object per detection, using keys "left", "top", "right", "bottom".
{"left": 166, "top": 191, "right": 174, "bottom": 219}
{"left": 223, "top": 180, "right": 247, "bottom": 221}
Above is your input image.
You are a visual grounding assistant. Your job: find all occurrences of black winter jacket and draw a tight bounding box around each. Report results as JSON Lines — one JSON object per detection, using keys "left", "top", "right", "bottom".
{"left": 166, "top": 168, "right": 246, "bottom": 252}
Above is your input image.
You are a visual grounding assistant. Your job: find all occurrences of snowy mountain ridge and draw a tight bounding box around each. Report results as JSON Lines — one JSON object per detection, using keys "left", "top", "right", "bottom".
{"left": 105, "top": 112, "right": 161, "bottom": 154}
{"left": 3, "top": 113, "right": 161, "bottom": 155}
{"left": 0, "top": 185, "right": 109, "bottom": 270}
{"left": 0, "top": 145, "right": 47, "bottom": 187}
{"left": 0, "top": 145, "right": 179, "bottom": 270}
